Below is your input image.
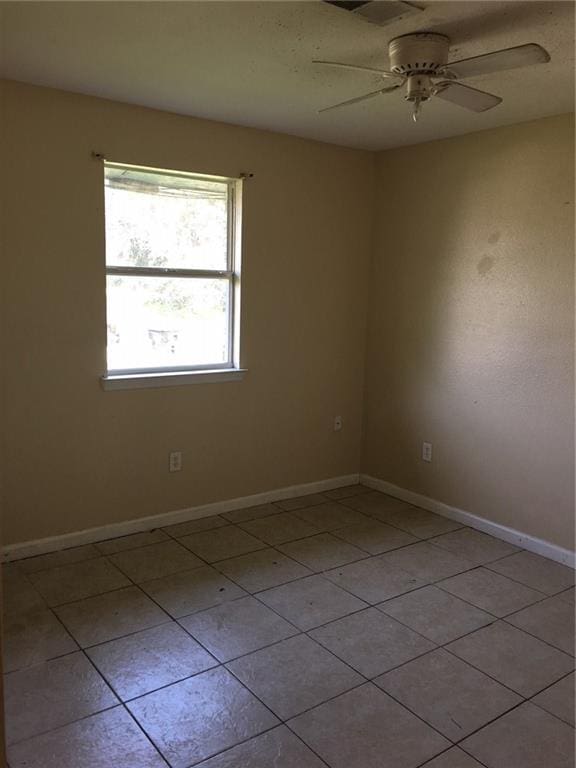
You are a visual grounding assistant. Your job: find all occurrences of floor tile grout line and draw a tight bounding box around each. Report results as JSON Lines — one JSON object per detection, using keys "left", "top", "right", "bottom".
{"left": 4, "top": 503, "right": 573, "bottom": 763}
{"left": 429, "top": 578, "right": 576, "bottom": 658}
{"left": 176, "top": 572, "right": 569, "bottom": 731}
{"left": 4, "top": 701, "right": 122, "bottom": 750}
{"left": 4, "top": 507, "right": 378, "bottom": 757}
{"left": 374, "top": 601, "right": 498, "bottom": 649}
{"left": 499, "top": 615, "right": 576, "bottom": 658}
{"left": 375, "top": 675, "right": 529, "bottom": 749}
{"left": 439, "top": 644, "right": 541, "bottom": 699}
{"left": 6, "top": 552, "right": 517, "bottom": 671}
{"left": 192, "top": 722, "right": 328, "bottom": 768}
{"left": 5, "top": 485, "right": 549, "bottom": 576}
{"left": 414, "top": 742, "right": 492, "bottom": 768}
{"left": 120, "top": 704, "right": 172, "bottom": 767}
{"left": 6, "top": 551, "right": 569, "bottom": 673}
{"left": 281, "top": 679, "right": 455, "bottom": 757}
{"left": 526, "top": 667, "right": 576, "bottom": 708}
{"left": 433, "top": 574, "right": 554, "bottom": 616}
{"left": 23, "top": 574, "right": 569, "bottom": 713}
{"left": 482, "top": 560, "right": 575, "bottom": 595}
{"left": 12, "top": 549, "right": 103, "bottom": 577}
{"left": 6, "top": 504, "right": 537, "bottom": 610}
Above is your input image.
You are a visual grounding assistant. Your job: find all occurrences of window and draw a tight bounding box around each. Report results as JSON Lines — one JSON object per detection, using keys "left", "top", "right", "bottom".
{"left": 103, "top": 162, "right": 242, "bottom": 386}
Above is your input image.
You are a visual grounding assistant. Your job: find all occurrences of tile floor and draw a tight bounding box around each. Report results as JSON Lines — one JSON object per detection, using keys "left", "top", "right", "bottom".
{"left": 2, "top": 485, "right": 575, "bottom": 768}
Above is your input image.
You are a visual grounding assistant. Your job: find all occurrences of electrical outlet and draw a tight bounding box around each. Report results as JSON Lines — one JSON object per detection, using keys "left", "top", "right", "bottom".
{"left": 169, "top": 451, "right": 182, "bottom": 472}
{"left": 422, "top": 442, "right": 432, "bottom": 462}
{"left": 334, "top": 416, "right": 343, "bottom": 432}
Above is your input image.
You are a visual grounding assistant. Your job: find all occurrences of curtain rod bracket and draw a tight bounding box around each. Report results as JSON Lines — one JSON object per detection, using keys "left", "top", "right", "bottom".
{"left": 91, "top": 151, "right": 106, "bottom": 160}
{"left": 239, "top": 172, "right": 254, "bottom": 179}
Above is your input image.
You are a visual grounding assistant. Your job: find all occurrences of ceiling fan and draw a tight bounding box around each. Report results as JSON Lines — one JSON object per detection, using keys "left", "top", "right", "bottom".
{"left": 314, "top": 33, "right": 550, "bottom": 121}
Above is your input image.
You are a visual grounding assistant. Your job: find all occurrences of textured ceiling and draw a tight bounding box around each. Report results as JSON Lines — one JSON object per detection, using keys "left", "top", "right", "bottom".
{"left": 1, "top": 1, "right": 574, "bottom": 150}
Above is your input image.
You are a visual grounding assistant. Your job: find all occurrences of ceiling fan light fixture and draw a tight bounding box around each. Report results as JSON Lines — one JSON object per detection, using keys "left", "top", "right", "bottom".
{"left": 314, "top": 31, "right": 551, "bottom": 121}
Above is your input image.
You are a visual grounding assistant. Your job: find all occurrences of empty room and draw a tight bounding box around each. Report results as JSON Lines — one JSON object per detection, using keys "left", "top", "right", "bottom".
{"left": 0, "top": 1, "right": 574, "bottom": 767}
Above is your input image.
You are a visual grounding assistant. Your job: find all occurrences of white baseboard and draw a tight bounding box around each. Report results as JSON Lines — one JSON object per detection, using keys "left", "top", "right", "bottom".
{"left": 361, "top": 474, "right": 575, "bottom": 568}
{"left": 2, "top": 473, "right": 360, "bottom": 563}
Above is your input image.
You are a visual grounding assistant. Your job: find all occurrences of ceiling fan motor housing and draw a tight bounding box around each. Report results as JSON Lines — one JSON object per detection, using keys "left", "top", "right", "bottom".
{"left": 388, "top": 33, "right": 450, "bottom": 75}
{"left": 389, "top": 33, "right": 450, "bottom": 106}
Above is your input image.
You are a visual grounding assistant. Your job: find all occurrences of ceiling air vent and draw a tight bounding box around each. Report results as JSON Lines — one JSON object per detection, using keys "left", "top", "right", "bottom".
{"left": 323, "top": 1, "right": 423, "bottom": 26}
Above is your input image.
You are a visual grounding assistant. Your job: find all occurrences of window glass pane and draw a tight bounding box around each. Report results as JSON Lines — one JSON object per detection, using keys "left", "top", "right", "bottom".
{"left": 105, "top": 165, "right": 229, "bottom": 270}
{"left": 106, "top": 276, "right": 230, "bottom": 371}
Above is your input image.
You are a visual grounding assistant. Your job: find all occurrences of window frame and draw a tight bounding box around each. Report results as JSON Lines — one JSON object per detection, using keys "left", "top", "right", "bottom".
{"left": 102, "top": 161, "right": 243, "bottom": 382}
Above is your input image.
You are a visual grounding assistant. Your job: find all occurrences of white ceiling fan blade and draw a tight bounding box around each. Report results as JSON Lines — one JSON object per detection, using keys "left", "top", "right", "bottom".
{"left": 323, "top": 1, "right": 423, "bottom": 27}
{"left": 313, "top": 60, "right": 400, "bottom": 79}
{"left": 447, "top": 43, "right": 550, "bottom": 79}
{"left": 434, "top": 81, "right": 502, "bottom": 112}
{"left": 319, "top": 84, "right": 401, "bottom": 113}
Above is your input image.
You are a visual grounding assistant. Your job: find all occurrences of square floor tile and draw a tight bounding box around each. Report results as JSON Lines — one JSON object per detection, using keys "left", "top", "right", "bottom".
{"left": 420, "top": 748, "right": 485, "bottom": 767}
{"left": 127, "top": 667, "right": 278, "bottom": 768}
{"left": 375, "top": 648, "right": 521, "bottom": 741}
{"left": 292, "top": 502, "right": 371, "bottom": 531}
{"left": 216, "top": 548, "right": 311, "bottom": 593}
{"left": 506, "top": 593, "right": 575, "bottom": 655}
{"left": 7, "top": 706, "right": 167, "bottom": 768}
{"left": 340, "top": 492, "right": 413, "bottom": 517}
{"left": 227, "top": 634, "right": 363, "bottom": 719}
{"left": 381, "top": 542, "right": 475, "bottom": 582}
{"left": 532, "top": 673, "right": 575, "bottom": 726}
{"left": 439, "top": 568, "right": 545, "bottom": 617}
{"left": 55, "top": 586, "right": 169, "bottom": 647}
{"left": 430, "top": 529, "right": 520, "bottom": 565}
{"left": 162, "top": 515, "right": 228, "bottom": 537}
{"left": 222, "top": 503, "right": 280, "bottom": 523}
{"left": 275, "top": 493, "right": 327, "bottom": 511}
{"left": 109, "top": 540, "right": 203, "bottom": 582}
{"left": 196, "top": 725, "right": 327, "bottom": 768}
{"left": 378, "top": 585, "right": 494, "bottom": 644}
{"left": 486, "top": 551, "right": 575, "bottom": 596}
{"left": 87, "top": 623, "right": 216, "bottom": 700}
{"left": 333, "top": 519, "right": 417, "bottom": 555}
{"left": 141, "top": 566, "right": 247, "bottom": 618}
{"left": 3, "top": 606, "right": 78, "bottom": 672}
{"left": 324, "top": 557, "right": 425, "bottom": 603}
{"left": 323, "top": 484, "right": 371, "bottom": 501}
{"left": 180, "top": 595, "right": 298, "bottom": 662}
{"left": 1, "top": 566, "right": 46, "bottom": 616}
{"left": 95, "top": 529, "right": 169, "bottom": 555}
{"left": 16, "top": 545, "right": 100, "bottom": 574}
{"left": 4, "top": 651, "right": 117, "bottom": 744}
{"left": 310, "top": 607, "right": 435, "bottom": 678}
{"left": 447, "top": 621, "right": 574, "bottom": 697}
{"left": 179, "top": 526, "right": 265, "bottom": 562}
{"left": 277, "top": 533, "right": 367, "bottom": 572}
{"left": 377, "top": 508, "right": 463, "bottom": 539}
{"left": 288, "top": 683, "right": 449, "bottom": 768}
{"left": 28, "top": 558, "right": 131, "bottom": 606}
{"left": 462, "top": 702, "right": 575, "bottom": 768}
{"left": 558, "top": 586, "right": 575, "bottom": 605}
{"left": 238, "top": 513, "right": 321, "bottom": 545}
{"left": 257, "top": 574, "right": 366, "bottom": 631}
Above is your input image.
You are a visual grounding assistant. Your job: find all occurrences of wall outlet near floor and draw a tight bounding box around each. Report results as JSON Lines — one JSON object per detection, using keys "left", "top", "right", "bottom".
{"left": 334, "top": 416, "right": 343, "bottom": 432}
{"left": 422, "top": 442, "right": 433, "bottom": 462}
{"left": 169, "top": 451, "right": 183, "bottom": 472}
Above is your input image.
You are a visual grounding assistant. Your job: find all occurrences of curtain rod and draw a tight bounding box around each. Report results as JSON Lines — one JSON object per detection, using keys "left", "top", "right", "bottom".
{"left": 90, "top": 151, "right": 254, "bottom": 179}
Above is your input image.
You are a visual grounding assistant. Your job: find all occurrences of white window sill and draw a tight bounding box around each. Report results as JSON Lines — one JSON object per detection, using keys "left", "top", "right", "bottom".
{"left": 101, "top": 369, "right": 246, "bottom": 391}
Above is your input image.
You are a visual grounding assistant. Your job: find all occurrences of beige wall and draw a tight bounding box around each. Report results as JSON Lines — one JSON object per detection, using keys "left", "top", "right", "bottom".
{"left": 2, "top": 81, "right": 574, "bottom": 553}
{"left": 1, "top": 80, "right": 374, "bottom": 544}
{"left": 363, "top": 114, "right": 575, "bottom": 549}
